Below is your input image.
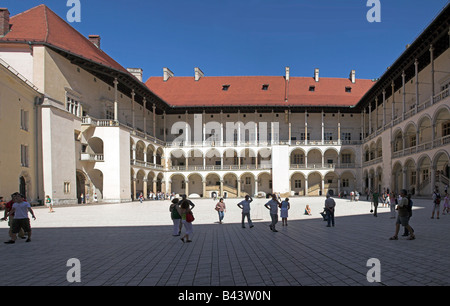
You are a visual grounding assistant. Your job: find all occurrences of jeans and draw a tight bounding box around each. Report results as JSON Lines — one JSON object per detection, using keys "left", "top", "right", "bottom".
{"left": 270, "top": 213, "right": 278, "bottom": 230}
{"left": 218, "top": 211, "right": 224, "bottom": 222}
{"left": 242, "top": 212, "right": 253, "bottom": 227}
{"left": 326, "top": 209, "right": 335, "bottom": 226}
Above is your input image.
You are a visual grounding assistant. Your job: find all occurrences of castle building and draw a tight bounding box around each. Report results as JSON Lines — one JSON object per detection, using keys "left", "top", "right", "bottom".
{"left": 0, "top": 4, "right": 448, "bottom": 204}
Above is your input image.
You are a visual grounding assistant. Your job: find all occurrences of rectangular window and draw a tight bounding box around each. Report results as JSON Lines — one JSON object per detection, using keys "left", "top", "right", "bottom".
{"left": 342, "top": 179, "right": 349, "bottom": 187}
{"left": 66, "top": 96, "right": 80, "bottom": 116}
{"left": 411, "top": 171, "right": 416, "bottom": 185}
{"left": 341, "top": 154, "right": 351, "bottom": 164}
{"left": 105, "top": 109, "right": 114, "bottom": 120}
{"left": 341, "top": 132, "right": 351, "bottom": 141}
{"left": 20, "top": 145, "right": 29, "bottom": 167}
{"left": 324, "top": 132, "right": 333, "bottom": 140}
{"left": 20, "top": 109, "right": 29, "bottom": 131}
{"left": 300, "top": 133, "right": 310, "bottom": 141}
{"left": 294, "top": 180, "right": 302, "bottom": 188}
{"left": 64, "top": 182, "right": 71, "bottom": 194}
{"left": 443, "top": 121, "right": 450, "bottom": 137}
{"left": 292, "top": 154, "right": 304, "bottom": 164}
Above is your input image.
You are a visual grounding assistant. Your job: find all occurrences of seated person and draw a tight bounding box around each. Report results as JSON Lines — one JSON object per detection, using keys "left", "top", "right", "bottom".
{"left": 304, "top": 204, "right": 312, "bottom": 215}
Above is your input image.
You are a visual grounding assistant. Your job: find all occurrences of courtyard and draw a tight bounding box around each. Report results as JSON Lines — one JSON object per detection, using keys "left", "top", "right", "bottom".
{"left": 1, "top": 195, "right": 449, "bottom": 288}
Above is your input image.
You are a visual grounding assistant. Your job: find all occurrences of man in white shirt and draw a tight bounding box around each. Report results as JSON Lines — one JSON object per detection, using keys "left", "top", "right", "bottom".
{"left": 237, "top": 195, "right": 254, "bottom": 228}
{"left": 4, "top": 193, "right": 36, "bottom": 244}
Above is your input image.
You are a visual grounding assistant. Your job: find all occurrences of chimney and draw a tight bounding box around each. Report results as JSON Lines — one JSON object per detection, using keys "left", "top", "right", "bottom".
{"left": 163, "top": 67, "right": 174, "bottom": 82}
{"left": 0, "top": 8, "right": 10, "bottom": 37}
{"left": 127, "top": 68, "right": 143, "bottom": 82}
{"left": 194, "top": 67, "right": 204, "bottom": 81}
{"left": 314, "top": 68, "right": 319, "bottom": 82}
{"left": 88, "top": 35, "right": 101, "bottom": 49}
{"left": 285, "top": 66, "right": 290, "bottom": 81}
{"left": 350, "top": 69, "right": 356, "bottom": 84}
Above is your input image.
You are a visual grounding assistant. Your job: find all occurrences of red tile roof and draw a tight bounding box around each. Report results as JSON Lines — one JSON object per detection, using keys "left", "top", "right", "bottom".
{"left": 0, "top": 4, "right": 129, "bottom": 74}
{"left": 1, "top": 4, "right": 375, "bottom": 109}
{"left": 146, "top": 76, "right": 375, "bottom": 108}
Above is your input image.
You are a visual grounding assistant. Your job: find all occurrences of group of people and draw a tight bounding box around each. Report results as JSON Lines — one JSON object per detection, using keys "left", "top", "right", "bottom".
{"left": 218, "top": 194, "right": 292, "bottom": 232}
{"left": 171, "top": 192, "right": 338, "bottom": 236}
{"left": 1, "top": 192, "right": 36, "bottom": 244}
{"left": 169, "top": 194, "right": 195, "bottom": 243}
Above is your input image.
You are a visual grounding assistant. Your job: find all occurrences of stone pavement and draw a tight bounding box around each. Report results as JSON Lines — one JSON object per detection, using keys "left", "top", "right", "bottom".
{"left": 1, "top": 196, "right": 449, "bottom": 287}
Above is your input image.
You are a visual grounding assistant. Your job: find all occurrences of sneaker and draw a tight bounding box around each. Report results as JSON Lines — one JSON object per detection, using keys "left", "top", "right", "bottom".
{"left": 26, "top": 238, "right": 31, "bottom": 242}
{"left": 4, "top": 240, "right": 15, "bottom": 244}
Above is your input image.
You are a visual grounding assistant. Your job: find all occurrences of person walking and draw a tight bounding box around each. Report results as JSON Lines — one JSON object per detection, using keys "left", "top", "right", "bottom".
{"left": 215, "top": 198, "right": 226, "bottom": 224}
{"left": 371, "top": 190, "right": 380, "bottom": 217}
{"left": 280, "top": 198, "right": 290, "bottom": 226}
{"left": 431, "top": 187, "right": 441, "bottom": 219}
{"left": 169, "top": 198, "right": 181, "bottom": 236}
{"left": 4, "top": 193, "right": 36, "bottom": 244}
{"left": 389, "top": 189, "right": 415, "bottom": 240}
{"left": 237, "top": 195, "right": 254, "bottom": 228}
{"left": 2, "top": 193, "right": 26, "bottom": 240}
{"left": 389, "top": 190, "right": 396, "bottom": 219}
{"left": 177, "top": 198, "right": 193, "bottom": 243}
{"left": 265, "top": 194, "right": 281, "bottom": 232}
{"left": 45, "top": 195, "right": 54, "bottom": 213}
{"left": 324, "top": 193, "right": 336, "bottom": 227}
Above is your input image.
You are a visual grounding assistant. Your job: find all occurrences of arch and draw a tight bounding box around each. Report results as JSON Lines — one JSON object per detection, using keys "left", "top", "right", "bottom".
{"left": 307, "top": 148, "right": 322, "bottom": 168}
{"left": 290, "top": 172, "right": 306, "bottom": 196}
{"left": 170, "top": 174, "right": 186, "bottom": 196}
{"left": 324, "top": 171, "right": 338, "bottom": 196}
{"left": 307, "top": 171, "right": 322, "bottom": 196}
{"left": 323, "top": 148, "right": 338, "bottom": 167}
{"left": 257, "top": 172, "right": 272, "bottom": 196}
{"left": 240, "top": 172, "right": 256, "bottom": 196}
{"left": 187, "top": 173, "right": 203, "bottom": 197}
{"left": 417, "top": 115, "right": 432, "bottom": 145}
{"left": 88, "top": 169, "right": 103, "bottom": 201}
{"left": 76, "top": 170, "right": 88, "bottom": 204}
{"left": 433, "top": 106, "right": 450, "bottom": 141}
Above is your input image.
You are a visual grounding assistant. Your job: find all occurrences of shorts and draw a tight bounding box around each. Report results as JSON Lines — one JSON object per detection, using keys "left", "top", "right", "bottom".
{"left": 396, "top": 215, "right": 409, "bottom": 227}
{"left": 11, "top": 218, "right": 31, "bottom": 234}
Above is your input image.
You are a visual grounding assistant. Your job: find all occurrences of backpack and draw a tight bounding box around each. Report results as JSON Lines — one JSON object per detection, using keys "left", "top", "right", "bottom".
{"left": 435, "top": 193, "right": 441, "bottom": 204}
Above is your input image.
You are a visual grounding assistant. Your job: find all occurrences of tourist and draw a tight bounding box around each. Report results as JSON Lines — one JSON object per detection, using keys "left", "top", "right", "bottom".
{"left": 402, "top": 194, "right": 414, "bottom": 237}
{"left": 280, "top": 198, "right": 290, "bottom": 226}
{"left": 4, "top": 193, "right": 36, "bottom": 244}
{"left": 170, "top": 198, "right": 181, "bottom": 236}
{"left": 177, "top": 198, "right": 193, "bottom": 243}
{"left": 304, "top": 204, "right": 312, "bottom": 216}
{"left": 389, "top": 189, "right": 415, "bottom": 240}
{"left": 265, "top": 194, "right": 281, "bottom": 232}
{"left": 45, "top": 195, "right": 54, "bottom": 213}
{"left": 215, "top": 198, "right": 226, "bottom": 224}
{"left": 431, "top": 187, "right": 441, "bottom": 219}
{"left": 2, "top": 193, "right": 26, "bottom": 240}
{"left": 371, "top": 190, "right": 380, "bottom": 217}
{"left": 237, "top": 195, "right": 254, "bottom": 228}
{"left": 324, "top": 193, "right": 336, "bottom": 227}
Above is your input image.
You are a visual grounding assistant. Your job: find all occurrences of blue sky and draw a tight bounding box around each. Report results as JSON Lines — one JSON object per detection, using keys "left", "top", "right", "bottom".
{"left": 2, "top": 0, "right": 448, "bottom": 81}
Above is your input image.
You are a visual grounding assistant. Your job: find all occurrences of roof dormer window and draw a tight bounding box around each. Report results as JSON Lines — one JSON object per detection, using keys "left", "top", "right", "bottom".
{"left": 222, "top": 85, "right": 230, "bottom": 91}
{"left": 262, "top": 84, "right": 269, "bottom": 91}
{"left": 309, "top": 86, "right": 315, "bottom": 92}
{"left": 345, "top": 86, "right": 352, "bottom": 93}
